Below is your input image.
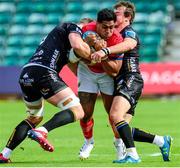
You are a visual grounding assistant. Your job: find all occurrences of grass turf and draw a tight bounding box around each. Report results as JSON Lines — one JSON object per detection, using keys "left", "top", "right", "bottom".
{"left": 0, "top": 98, "right": 180, "bottom": 167}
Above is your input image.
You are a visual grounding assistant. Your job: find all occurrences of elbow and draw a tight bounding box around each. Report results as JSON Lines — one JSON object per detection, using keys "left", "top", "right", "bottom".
{"left": 111, "top": 72, "right": 118, "bottom": 77}
{"left": 107, "top": 71, "right": 118, "bottom": 77}
{"left": 129, "top": 46, "right": 135, "bottom": 50}
{"left": 128, "top": 43, "right": 136, "bottom": 50}
{"left": 72, "top": 43, "right": 81, "bottom": 50}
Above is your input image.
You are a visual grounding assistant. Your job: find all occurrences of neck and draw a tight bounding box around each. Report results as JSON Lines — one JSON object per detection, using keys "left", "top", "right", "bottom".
{"left": 115, "top": 22, "right": 130, "bottom": 32}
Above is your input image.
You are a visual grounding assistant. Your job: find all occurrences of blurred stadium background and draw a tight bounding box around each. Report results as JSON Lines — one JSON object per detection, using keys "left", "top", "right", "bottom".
{"left": 0, "top": 0, "right": 180, "bottom": 96}
{"left": 0, "top": 0, "right": 180, "bottom": 166}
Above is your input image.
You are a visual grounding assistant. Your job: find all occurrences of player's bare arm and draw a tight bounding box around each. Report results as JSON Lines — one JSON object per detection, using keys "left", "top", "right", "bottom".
{"left": 91, "top": 37, "right": 137, "bottom": 62}
{"left": 80, "top": 32, "right": 107, "bottom": 65}
{"left": 108, "top": 37, "right": 137, "bottom": 53}
{"left": 101, "top": 59, "right": 122, "bottom": 77}
{"left": 69, "top": 32, "right": 91, "bottom": 60}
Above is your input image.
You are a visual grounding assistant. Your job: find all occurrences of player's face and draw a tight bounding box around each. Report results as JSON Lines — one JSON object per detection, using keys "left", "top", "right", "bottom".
{"left": 96, "top": 21, "right": 115, "bottom": 40}
{"left": 114, "top": 6, "right": 126, "bottom": 26}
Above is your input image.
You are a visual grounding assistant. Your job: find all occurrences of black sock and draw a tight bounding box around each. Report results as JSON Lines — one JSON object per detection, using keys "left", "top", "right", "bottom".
{"left": 6, "top": 120, "right": 35, "bottom": 150}
{"left": 43, "top": 109, "right": 75, "bottom": 132}
{"left": 132, "top": 127, "right": 155, "bottom": 143}
{"left": 115, "top": 120, "right": 135, "bottom": 148}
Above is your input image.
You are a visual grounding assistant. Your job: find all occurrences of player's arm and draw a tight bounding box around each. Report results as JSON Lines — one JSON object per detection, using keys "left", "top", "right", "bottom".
{"left": 67, "top": 62, "right": 78, "bottom": 76}
{"left": 91, "top": 37, "right": 137, "bottom": 62}
{"left": 101, "top": 58, "right": 122, "bottom": 77}
{"left": 108, "top": 37, "right": 137, "bottom": 53}
{"left": 68, "top": 32, "right": 91, "bottom": 60}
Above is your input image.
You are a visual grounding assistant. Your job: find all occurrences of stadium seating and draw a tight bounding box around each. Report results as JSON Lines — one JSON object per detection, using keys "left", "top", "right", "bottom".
{"left": 171, "top": 0, "right": 180, "bottom": 17}
{"left": 0, "top": 0, "right": 172, "bottom": 65}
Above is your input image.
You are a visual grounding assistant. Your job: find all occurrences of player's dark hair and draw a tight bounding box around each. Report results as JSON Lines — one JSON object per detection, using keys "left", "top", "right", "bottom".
{"left": 97, "top": 8, "right": 117, "bottom": 23}
{"left": 114, "top": 1, "right": 135, "bottom": 24}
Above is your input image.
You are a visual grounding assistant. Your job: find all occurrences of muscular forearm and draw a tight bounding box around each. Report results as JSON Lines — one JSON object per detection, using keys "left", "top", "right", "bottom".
{"left": 101, "top": 59, "right": 122, "bottom": 77}
{"left": 69, "top": 33, "right": 91, "bottom": 61}
{"left": 73, "top": 43, "right": 91, "bottom": 60}
{"left": 108, "top": 39, "right": 137, "bottom": 54}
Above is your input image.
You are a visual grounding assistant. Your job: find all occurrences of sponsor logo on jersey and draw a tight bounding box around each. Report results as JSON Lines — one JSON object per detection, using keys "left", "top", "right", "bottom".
{"left": 23, "top": 73, "right": 29, "bottom": 78}
{"left": 50, "top": 49, "right": 59, "bottom": 69}
{"left": 76, "top": 27, "right": 82, "bottom": 35}
{"left": 125, "top": 31, "right": 136, "bottom": 39}
{"left": 41, "top": 88, "right": 50, "bottom": 95}
{"left": 19, "top": 73, "right": 34, "bottom": 86}
{"left": 33, "top": 50, "right": 44, "bottom": 59}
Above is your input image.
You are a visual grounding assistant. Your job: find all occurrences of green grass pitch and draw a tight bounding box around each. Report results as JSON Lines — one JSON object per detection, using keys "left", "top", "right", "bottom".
{"left": 0, "top": 98, "right": 180, "bottom": 167}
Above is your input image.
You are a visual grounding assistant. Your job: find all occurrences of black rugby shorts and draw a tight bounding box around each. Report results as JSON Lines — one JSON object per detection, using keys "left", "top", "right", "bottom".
{"left": 19, "top": 66, "right": 67, "bottom": 102}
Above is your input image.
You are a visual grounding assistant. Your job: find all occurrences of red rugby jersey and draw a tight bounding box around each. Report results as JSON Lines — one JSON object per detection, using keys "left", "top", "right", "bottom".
{"left": 82, "top": 21, "right": 123, "bottom": 73}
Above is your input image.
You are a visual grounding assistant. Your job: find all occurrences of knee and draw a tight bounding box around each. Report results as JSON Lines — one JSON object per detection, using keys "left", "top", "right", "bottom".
{"left": 109, "top": 112, "right": 124, "bottom": 124}
{"left": 27, "top": 116, "right": 43, "bottom": 126}
{"left": 57, "top": 94, "right": 87, "bottom": 121}
{"left": 26, "top": 105, "right": 44, "bottom": 126}
{"left": 70, "top": 105, "right": 85, "bottom": 121}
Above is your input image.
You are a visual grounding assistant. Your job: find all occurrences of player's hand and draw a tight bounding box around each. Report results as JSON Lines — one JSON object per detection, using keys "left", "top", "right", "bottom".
{"left": 80, "top": 58, "right": 96, "bottom": 66}
{"left": 83, "top": 32, "right": 99, "bottom": 47}
{"left": 91, "top": 50, "right": 107, "bottom": 63}
{"left": 94, "top": 39, "right": 107, "bottom": 51}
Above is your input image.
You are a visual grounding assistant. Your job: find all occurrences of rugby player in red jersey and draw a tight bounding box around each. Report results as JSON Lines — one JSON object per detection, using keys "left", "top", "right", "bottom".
{"left": 77, "top": 8, "right": 124, "bottom": 159}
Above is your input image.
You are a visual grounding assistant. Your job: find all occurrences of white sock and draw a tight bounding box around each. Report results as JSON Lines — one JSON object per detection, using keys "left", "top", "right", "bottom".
{"left": 126, "top": 147, "right": 139, "bottom": 160}
{"left": 1, "top": 147, "right": 12, "bottom": 159}
{"left": 153, "top": 135, "right": 164, "bottom": 147}
{"left": 114, "top": 137, "right": 123, "bottom": 145}
{"left": 36, "top": 126, "right": 48, "bottom": 133}
{"left": 85, "top": 137, "right": 94, "bottom": 144}
{"left": 114, "top": 138, "right": 126, "bottom": 160}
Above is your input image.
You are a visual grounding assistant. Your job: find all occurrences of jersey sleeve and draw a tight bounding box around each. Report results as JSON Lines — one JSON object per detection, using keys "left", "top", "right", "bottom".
{"left": 108, "top": 53, "right": 124, "bottom": 60}
{"left": 124, "top": 29, "right": 137, "bottom": 41}
{"left": 68, "top": 23, "right": 82, "bottom": 36}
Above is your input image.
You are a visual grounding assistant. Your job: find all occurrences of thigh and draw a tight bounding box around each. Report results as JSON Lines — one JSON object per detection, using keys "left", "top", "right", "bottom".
{"left": 110, "top": 96, "right": 131, "bottom": 123}
{"left": 37, "top": 68, "right": 68, "bottom": 100}
{"left": 114, "top": 73, "right": 143, "bottom": 115}
{"left": 78, "top": 92, "right": 97, "bottom": 120}
{"left": 19, "top": 67, "right": 42, "bottom": 102}
{"left": 101, "top": 92, "right": 113, "bottom": 114}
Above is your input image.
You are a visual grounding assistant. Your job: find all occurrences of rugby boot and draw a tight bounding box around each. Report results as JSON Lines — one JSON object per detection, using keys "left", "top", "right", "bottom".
{"left": 0, "top": 153, "right": 11, "bottom": 163}
{"left": 160, "top": 135, "right": 172, "bottom": 161}
{"left": 27, "top": 129, "right": 54, "bottom": 152}
{"left": 113, "top": 155, "right": 141, "bottom": 163}
{"left": 79, "top": 138, "right": 94, "bottom": 160}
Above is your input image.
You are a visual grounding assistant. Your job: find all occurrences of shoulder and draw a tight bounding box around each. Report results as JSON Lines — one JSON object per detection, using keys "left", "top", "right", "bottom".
{"left": 82, "top": 21, "right": 96, "bottom": 32}
{"left": 65, "top": 22, "right": 82, "bottom": 35}
{"left": 123, "top": 26, "right": 137, "bottom": 39}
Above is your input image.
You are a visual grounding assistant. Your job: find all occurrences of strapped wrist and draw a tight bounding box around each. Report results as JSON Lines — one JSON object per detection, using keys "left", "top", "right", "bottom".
{"left": 101, "top": 47, "right": 111, "bottom": 55}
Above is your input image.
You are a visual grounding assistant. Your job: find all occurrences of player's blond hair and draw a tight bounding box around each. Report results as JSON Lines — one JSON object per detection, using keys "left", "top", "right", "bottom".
{"left": 79, "top": 18, "right": 94, "bottom": 24}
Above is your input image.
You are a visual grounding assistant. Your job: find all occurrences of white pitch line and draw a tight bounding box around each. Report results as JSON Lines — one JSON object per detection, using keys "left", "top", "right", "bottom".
{"left": 143, "top": 152, "right": 180, "bottom": 157}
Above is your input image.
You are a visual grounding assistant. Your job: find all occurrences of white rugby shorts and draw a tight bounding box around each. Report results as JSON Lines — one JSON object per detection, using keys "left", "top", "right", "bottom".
{"left": 77, "top": 62, "right": 114, "bottom": 95}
